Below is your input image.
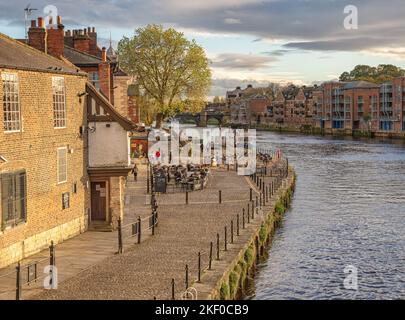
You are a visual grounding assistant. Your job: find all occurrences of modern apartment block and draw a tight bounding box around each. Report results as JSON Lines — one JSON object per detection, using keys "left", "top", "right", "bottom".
{"left": 229, "top": 79, "right": 405, "bottom": 136}
{"left": 313, "top": 79, "right": 404, "bottom": 134}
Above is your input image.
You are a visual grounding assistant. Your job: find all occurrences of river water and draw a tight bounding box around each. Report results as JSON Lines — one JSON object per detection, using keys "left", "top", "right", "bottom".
{"left": 251, "top": 132, "right": 405, "bottom": 300}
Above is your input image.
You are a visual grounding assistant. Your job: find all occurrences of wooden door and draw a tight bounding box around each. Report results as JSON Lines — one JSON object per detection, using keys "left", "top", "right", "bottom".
{"left": 91, "top": 182, "right": 107, "bottom": 221}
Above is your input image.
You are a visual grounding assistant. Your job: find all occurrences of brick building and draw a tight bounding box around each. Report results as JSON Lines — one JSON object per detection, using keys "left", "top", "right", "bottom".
{"left": 0, "top": 33, "right": 89, "bottom": 268}
{"left": 25, "top": 15, "right": 138, "bottom": 230}
{"left": 26, "top": 16, "right": 139, "bottom": 124}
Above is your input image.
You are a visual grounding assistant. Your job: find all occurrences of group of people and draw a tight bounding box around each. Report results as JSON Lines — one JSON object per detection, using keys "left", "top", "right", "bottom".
{"left": 257, "top": 152, "right": 273, "bottom": 165}
{"left": 153, "top": 164, "right": 210, "bottom": 191}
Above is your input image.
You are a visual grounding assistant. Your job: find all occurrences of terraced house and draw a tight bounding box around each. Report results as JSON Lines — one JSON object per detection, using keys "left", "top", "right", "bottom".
{"left": 0, "top": 33, "right": 89, "bottom": 268}
{"left": 0, "top": 16, "right": 137, "bottom": 267}
{"left": 25, "top": 15, "right": 137, "bottom": 231}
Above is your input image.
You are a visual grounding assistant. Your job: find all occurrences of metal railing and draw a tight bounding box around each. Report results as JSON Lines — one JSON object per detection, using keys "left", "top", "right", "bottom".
{"left": 0, "top": 241, "right": 56, "bottom": 300}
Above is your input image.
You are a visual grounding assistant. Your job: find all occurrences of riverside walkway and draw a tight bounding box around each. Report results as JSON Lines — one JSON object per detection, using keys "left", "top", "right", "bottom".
{"left": 0, "top": 157, "right": 290, "bottom": 300}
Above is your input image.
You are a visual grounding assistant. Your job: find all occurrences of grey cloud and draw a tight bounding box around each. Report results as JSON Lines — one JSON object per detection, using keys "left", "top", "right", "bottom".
{"left": 262, "top": 49, "right": 293, "bottom": 57}
{"left": 210, "top": 78, "right": 275, "bottom": 97}
{"left": 1, "top": 0, "right": 405, "bottom": 53}
{"left": 212, "top": 53, "right": 276, "bottom": 70}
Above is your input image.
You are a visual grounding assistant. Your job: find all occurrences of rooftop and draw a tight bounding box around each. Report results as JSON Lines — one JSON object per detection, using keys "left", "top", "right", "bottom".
{"left": 0, "top": 32, "right": 85, "bottom": 76}
{"left": 64, "top": 46, "right": 102, "bottom": 66}
{"left": 343, "top": 81, "right": 380, "bottom": 90}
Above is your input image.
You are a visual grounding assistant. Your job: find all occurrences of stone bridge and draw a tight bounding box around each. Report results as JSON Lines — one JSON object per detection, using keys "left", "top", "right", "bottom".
{"left": 174, "top": 111, "right": 229, "bottom": 126}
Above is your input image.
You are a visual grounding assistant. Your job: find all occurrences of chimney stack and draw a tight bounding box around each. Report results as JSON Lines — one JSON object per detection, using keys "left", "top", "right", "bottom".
{"left": 46, "top": 15, "right": 65, "bottom": 58}
{"left": 88, "top": 27, "right": 98, "bottom": 56}
{"left": 101, "top": 47, "right": 107, "bottom": 62}
{"left": 28, "top": 17, "right": 46, "bottom": 52}
{"left": 99, "top": 47, "right": 111, "bottom": 101}
{"left": 73, "top": 28, "right": 91, "bottom": 54}
{"left": 38, "top": 17, "right": 44, "bottom": 28}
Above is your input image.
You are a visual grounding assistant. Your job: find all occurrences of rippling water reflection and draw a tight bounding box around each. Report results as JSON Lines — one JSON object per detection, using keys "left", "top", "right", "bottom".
{"left": 252, "top": 132, "right": 405, "bottom": 300}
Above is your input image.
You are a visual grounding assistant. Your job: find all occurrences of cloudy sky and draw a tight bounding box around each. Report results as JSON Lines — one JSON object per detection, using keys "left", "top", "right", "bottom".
{"left": 1, "top": 0, "right": 405, "bottom": 97}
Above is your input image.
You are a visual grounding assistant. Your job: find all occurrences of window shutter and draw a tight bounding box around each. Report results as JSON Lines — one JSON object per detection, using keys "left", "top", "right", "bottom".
{"left": 1, "top": 173, "right": 13, "bottom": 224}
{"left": 15, "top": 171, "right": 27, "bottom": 221}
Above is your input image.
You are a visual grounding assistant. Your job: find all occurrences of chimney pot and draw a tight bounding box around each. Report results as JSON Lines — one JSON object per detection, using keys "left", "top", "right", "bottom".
{"left": 38, "top": 17, "right": 44, "bottom": 28}
{"left": 84, "top": 28, "right": 87, "bottom": 35}
{"left": 57, "top": 15, "right": 62, "bottom": 25}
{"left": 102, "top": 47, "right": 107, "bottom": 62}
{"left": 92, "top": 27, "right": 95, "bottom": 33}
{"left": 31, "top": 20, "right": 36, "bottom": 28}
{"left": 49, "top": 16, "right": 53, "bottom": 25}
{"left": 88, "top": 27, "right": 91, "bottom": 33}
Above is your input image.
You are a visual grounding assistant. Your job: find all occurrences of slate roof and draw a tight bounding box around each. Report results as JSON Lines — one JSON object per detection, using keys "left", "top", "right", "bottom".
{"left": 343, "top": 81, "right": 380, "bottom": 90}
{"left": 64, "top": 46, "right": 102, "bottom": 66}
{"left": 0, "top": 33, "right": 85, "bottom": 76}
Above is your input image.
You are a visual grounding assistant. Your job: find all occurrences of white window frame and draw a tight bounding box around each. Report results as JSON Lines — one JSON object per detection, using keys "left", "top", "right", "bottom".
{"left": 2, "top": 73, "right": 21, "bottom": 133}
{"left": 52, "top": 76, "right": 67, "bottom": 129}
{"left": 57, "top": 147, "right": 68, "bottom": 184}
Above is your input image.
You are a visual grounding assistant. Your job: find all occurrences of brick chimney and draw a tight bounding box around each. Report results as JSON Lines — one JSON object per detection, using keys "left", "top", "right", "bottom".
{"left": 28, "top": 17, "right": 46, "bottom": 52}
{"left": 98, "top": 47, "right": 111, "bottom": 101}
{"left": 73, "top": 29, "right": 90, "bottom": 54}
{"left": 88, "top": 27, "right": 98, "bottom": 56}
{"left": 46, "top": 15, "right": 65, "bottom": 58}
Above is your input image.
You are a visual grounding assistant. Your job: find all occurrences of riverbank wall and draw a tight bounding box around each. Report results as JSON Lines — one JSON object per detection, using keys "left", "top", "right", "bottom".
{"left": 194, "top": 167, "right": 296, "bottom": 300}
{"left": 237, "top": 123, "right": 405, "bottom": 140}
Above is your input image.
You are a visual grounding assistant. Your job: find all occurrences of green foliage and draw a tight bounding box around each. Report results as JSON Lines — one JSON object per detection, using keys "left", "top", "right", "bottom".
{"left": 118, "top": 24, "right": 211, "bottom": 127}
{"left": 275, "top": 201, "right": 286, "bottom": 215}
{"left": 259, "top": 224, "right": 268, "bottom": 244}
{"left": 229, "top": 271, "right": 240, "bottom": 299}
{"left": 220, "top": 282, "right": 230, "bottom": 300}
{"left": 339, "top": 64, "right": 405, "bottom": 83}
{"left": 244, "top": 245, "right": 255, "bottom": 268}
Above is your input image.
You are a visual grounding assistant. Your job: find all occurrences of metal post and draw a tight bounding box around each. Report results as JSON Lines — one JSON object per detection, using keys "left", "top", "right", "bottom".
{"left": 185, "top": 264, "right": 189, "bottom": 289}
{"left": 16, "top": 263, "right": 21, "bottom": 301}
{"left": 252, "top": 203, "right": 255, "bottom": 219}
{"left": 171, "top": 278, "right": 175, "bottom": 300}
{"left": 237, "top": 214, "right": 240, "bottom": 236}
{"left": 186, "top": 191, "right": 189, "bottom": 205}
{"left": 147, "top": 163, "right": 150, "bottom": 194}
{"left": 250, "top": 188, "right": 253, "bottom": 202}
{"left": 216, "top": 233, "right": 220, "bottom": 260}
{"left": 224, "top": 226, "right": 227, "bottom": 251}
{"left": 50, "top": 241, "right": 55, "bottom": 267}
{"left": 256, "top": 196, "right": 258, "bottom": 208}
{"left": 137, "top": 216, "right": 141, "bottom": 244}
{"left": 209, "top": 242, "right": 213, "bottom": 270}
{"left": 198, "top": 252, "right": 201, "bottom": 283}
{"left": 117, "top": 218, "right": 123, "bottom": 254}
{"left": 152, "top": 211, "right": 155, "bottom": 236}
{"left": 231, "top": 220, "right": 234, "bottom": 244}
{"left": 243, "top": 209, "right": 246, "bottom": 228}
{"left": 219, "top": 190, "right": 222, "bottom": 204}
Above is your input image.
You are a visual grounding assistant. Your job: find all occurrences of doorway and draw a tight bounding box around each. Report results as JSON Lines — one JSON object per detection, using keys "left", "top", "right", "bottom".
{"left": 91, "top": 181, "right": 107, "bottom": 221}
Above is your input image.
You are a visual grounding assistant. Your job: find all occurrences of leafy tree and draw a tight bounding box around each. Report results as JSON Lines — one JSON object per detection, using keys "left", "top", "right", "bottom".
{"left": 213, "top": 96, "right": 225, "bottom": 103}
{"left": 118, "top": 24, "right": 212, "bottom": 127}
{"left": 339, "top": 64, "right": 405, "bottom": 83}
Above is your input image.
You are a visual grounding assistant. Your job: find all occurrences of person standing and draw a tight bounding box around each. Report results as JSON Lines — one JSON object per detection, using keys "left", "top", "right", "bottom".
{"left": 131, "top": 164, "right": 138, "bottom": 181}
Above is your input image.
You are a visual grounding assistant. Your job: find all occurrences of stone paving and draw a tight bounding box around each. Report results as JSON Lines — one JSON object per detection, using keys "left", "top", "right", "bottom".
{"left": 33, "top": 167, "right": 257, "bottom": 300}
{"left": 0, "top": 165, "right": 152, "bottom": 300}
{"left": 0, "top": 159, "right": 288, "bottom": 300}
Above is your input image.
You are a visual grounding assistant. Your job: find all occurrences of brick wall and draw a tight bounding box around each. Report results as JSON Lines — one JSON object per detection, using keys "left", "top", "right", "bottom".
{"left": 0, "top": 68, "right": 89, "bottom": 268}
